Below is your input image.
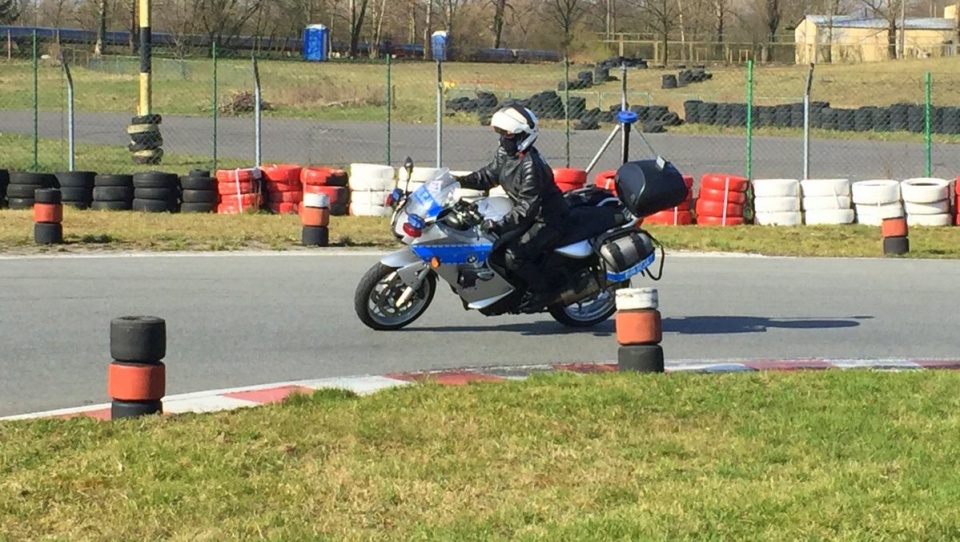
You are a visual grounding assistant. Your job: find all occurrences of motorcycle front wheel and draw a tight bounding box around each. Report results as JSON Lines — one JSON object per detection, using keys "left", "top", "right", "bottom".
{"left": 354, "top": 262, "right": 437, "bottom": 331}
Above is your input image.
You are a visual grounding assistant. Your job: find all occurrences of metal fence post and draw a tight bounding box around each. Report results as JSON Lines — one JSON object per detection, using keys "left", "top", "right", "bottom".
{"left": 564, "top": 55, "right": 571, "bottom": 167}
{"left": 63, "top": 58, "right": 75, "bottom": 172}
{"left": 253, "top": 55, "right": 262, "bottom": 168}
{"left": 386, "top": 53, "right": 392, "bottom": 165}
{"left": 212, "top": 42, "right": 218, "bottom": 170}
{"left": 32, "top": 29, "right": 38, "bottom": 171}
{"left": 436, "top": 59, "right": 443, "bottom": 168}
{"left": 803, "top": 63, "right": 815, "bottom": 180}
{"left": 745, "top": 59, "right": 754, "bottom": 181}
{"left": 925, "top": 71, "right": 931, "bottom": 177}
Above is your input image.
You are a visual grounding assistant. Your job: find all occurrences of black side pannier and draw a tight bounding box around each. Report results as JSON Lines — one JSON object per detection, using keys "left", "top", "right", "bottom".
{"left": 614, "top": 158, "right": 689, "bottom": 217}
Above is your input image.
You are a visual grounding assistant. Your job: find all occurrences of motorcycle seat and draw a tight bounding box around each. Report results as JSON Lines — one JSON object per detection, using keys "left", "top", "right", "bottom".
{"left": 556, "top": 205, "right": 626, "bottom": 247}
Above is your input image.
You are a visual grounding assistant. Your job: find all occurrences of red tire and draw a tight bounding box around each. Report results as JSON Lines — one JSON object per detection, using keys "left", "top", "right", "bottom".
{"left": 643, "top": 209, "right": 693, "bottom": 225}
{"left": 305, "top": 185, "right": 349, "bottom": 205}
{"left": 682, "top": 174, "right": 694, "bottom": 189}
{"left": 219, "top": 193, "right": 261, "bottom": 207}
{"left": 261, "top": 163, "right": 302, "bottom": 183}
{"left": 695, "top": 199, "right": 744, "bottom": 217}
{"left": 217, "top": 180, "right": 258, "bottom": 195}
{"left": 700, "top": 173, "right": 749, "bottom": 193}
{"left": 301, "top": 166, "right": 348, "bottom": 186}
{"left": 696, "top": 215, "right": 746, "bottom": 226}
{"left": 266, "top": 181, "right": 302, "bottom": 192}
{"left": 267, "top": 190, "right": 303, "bottom": 203}
{"left": 553, "top": 168, "right": 587, "bottom": 187}
{"left": 268, "top": 202, "right": 299, "bottom": 214}
{"left": 216, "top": 168, "right": 258, "bottom": 184}
{"left": 697, "top": 187, "right": 747, "bottom": 204}
{"left": 594, "top": 170, "right": 618, "bottom": 193}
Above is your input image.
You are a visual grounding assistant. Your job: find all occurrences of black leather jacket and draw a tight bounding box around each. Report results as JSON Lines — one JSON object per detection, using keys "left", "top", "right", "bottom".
{"left": 457, "top": 146, "right": 568, "bottom": 234}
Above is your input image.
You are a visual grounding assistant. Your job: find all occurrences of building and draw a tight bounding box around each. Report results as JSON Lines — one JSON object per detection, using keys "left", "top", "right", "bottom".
{"left": 794, "top": 9, "right": 959, "bottom": 63}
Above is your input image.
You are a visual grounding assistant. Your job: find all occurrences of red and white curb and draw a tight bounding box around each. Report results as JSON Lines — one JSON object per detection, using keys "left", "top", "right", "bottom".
{"left": 3, "top": 358, "right": 959, "bottom": 422}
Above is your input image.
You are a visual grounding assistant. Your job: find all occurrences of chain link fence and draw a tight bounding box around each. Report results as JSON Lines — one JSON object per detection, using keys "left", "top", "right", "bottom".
{"left": 2, "top": 31, "right": 960, "bottom": 185}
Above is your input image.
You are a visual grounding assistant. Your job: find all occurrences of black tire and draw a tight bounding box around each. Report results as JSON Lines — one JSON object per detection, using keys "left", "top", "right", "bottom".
{"left": 9, "top": 172, "right": 58, "bottom": 188}
{"left": 354, "top": 262, "right": 437, "bottom": 331}
{"left": 93, "top": 186, "right": 134, "bottom": 202}
{"left": 131, "top": 114, "right": 162, "bottom": 125}
{"left": 617, "top": 344, "right": 665, "bottom": 373}
{"left": 180, "top": 175, "right": 216, "bottom": 191}
{"left": 5, "top": 184, "right": 44, "bottom": 199}
{"left": 132, "top": 198, "right": 176, "bottom": 212}
{"left": 110, "top": 315, "right": 166, "bottom": 362}
{"left": 130, "top": 131, "right": 163, "bottom": 146}
{"left": 95, "top": 174, "right": 133, "bottom": 188}
{"left": 111, "top": 399, "right": 163, "bottom": 419}
{"left": 301, "top": 225, "right": 329, "bottom": 246}
{"left": 188, "top": 169, "right": 211, "bottom": 178}
{"left": 34, "top": 188, "right": 62, "bottom": 204}
{"left": 128, "top": 141, "right": 162, "bottom": 152}
{"left": 8, "top": 197, "right": 33, "bottom": 209}
{"left": 91, "top": 200, "right": 132, "bottom": 211}
{"left": 180, "top": 202, "right": 216, "bottom": 213}
{"left": 60, "top": 186, "right": 93, "bottom": 202}
{"left": 34, "top": 222, "right": 63, "bottom": 244}
{"left": 134, "top": 187, "right": 178, "bottom": 201}
{"left": 883, "top": 235, "right": 909, "bottom": 255}
{"left": 133, "top": 171, "right": 178, "bottom": 189}
{"left": 55, "top": 171, "right": 97, "bottom": 188}
{"left": 180, "top": 189, "right": 217, "bottom": 204}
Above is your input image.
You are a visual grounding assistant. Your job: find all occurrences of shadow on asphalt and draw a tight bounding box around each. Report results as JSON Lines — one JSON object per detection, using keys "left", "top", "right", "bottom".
{"left": 411, "top": 315, "right": 872, "bottom": 336}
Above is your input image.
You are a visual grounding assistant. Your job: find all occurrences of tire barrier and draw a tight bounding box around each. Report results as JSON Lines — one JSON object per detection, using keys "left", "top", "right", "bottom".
{"left": 881, "top": 216, "right": 909, "bottom": 255}
{"left": 955, "top": 179, "right": 960, "bottom": 226}
{"left": 179, "top": 170, "right": 217, "bottom": 213}
{"left": 300, "top": 190, "right": 331, "bottom": 247}
{"left": 92, "top": 174, "right": 134, "bottom": 211}
{"left": 132, "top": 171, "right": 180, "bottom": 213}
{"left": 262, "top": 163, "right": 304, "bottom": 215}
{"left": 302, "top": 166, "right": 349, "bottom": 216}
{"left": 33, "top": 188, "right": 64, "bottom": 244}
{"left": 695, "top": 174, "right": 748, "bottom": 226}
{"left": 127, "top": 114, "right": 163, "bottom": 165}
{"left": 593, "top": 169, "right": 618, "bottom": 195}
{"left": 644, "top": 175, "right": 694, "bottom": 225}
{"left": 348, "top": 163, "right": 395, "bottom": 217}
{"left": 55, "top": 171, "right": 96, "bottom": 209}
{"left": 216, "top": 168, "right": 261, "bottom": 214}
{"left": 751, "top": 179, "right": 802, "bottom": 226}
{"left": 553, "top": 168, "right": 587, "bottom": 193}
{"left": 108, "top": 315, "right": 166, "bottom": 419}
{"left": 799, "top": 178, "right": 855, "bottom": 225}
{"left": 0, "top": 168, "right": 8, "bottom": 209}
{"left": 900, "top": 178, "right": 953, "bottom": 227}
{"left": 614, "top": 288, "right": 665, "bottom": 373}
{"left": 852, "top": 180, "right": 903, "bottom": 226}
{"left": 6, "top": 172, "right": 58, "bottom": 210}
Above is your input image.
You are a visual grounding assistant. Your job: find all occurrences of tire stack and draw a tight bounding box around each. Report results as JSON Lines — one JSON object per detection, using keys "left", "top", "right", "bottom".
{"left": 750, "top": 179, "right": 802, "bottom": 226}
{"left": 179, "top": 169, "right": 218, "bottom": 213}
{"left": 55, "top": 171, "right": 97, "bottom": 209}
{"left": 900, "top": 178, "right": 953, "bottom": 227}
{"left": 92, "top": 174, "right": 134, "bottom": 211}
{"left": 348, "top": 163, "right": 394, "bottom": 217}
{"left": 216, "top": 167, "right": 261, "bottom": 214}
{"left": 695, "top": 173, "right": 748, "bottom": 226}
{"left": 132, "top": 171, "right": 180, "bottom": 213}
{"left": 614, "top": 288, "right": 664, "bottom": 373}
{"left": 955, "top": 178, "right": 960, "bottom": 226}
{"left": 0, "top": 168, "right": 8, "bottom": 208}
{"left": 33, "top": 188, "right": 64, "bottom": 244}
{"left": 127, "top": 114, "right": 163, "bottom": 165}
{"left": 644, "top": 174, "right": 694, "bottom": 225}
{"left": 799, "top": 178, "right": 855, "bottom": 225}
{"left": 5, "top": 172, "right": 59, "bottom": 210}
{"left": 302, "top": 166, "right": 350, "bottom": 216}
{"left": 262, "top": 163, "right": 303, "bottom": 215}
{"left": 851, "top": 180, "right": 903, "bottom": 226}
{"left": 553, "top": 168, "right": 587, "bottom": 193}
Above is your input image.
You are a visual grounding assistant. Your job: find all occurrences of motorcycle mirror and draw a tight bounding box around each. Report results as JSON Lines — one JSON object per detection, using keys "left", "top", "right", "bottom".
{"left": 403, "top": 157, "right": 414, "bottom": 177}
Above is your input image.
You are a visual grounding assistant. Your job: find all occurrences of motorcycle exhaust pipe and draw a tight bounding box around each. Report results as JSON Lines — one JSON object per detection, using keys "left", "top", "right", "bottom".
{"left": 550, "top": 272, "right": 604, "bottom": 307}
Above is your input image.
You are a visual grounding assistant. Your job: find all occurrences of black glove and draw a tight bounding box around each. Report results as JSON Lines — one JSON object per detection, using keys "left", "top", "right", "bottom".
{"left": 480, "top": 218, "right": 500, "bottom": 235}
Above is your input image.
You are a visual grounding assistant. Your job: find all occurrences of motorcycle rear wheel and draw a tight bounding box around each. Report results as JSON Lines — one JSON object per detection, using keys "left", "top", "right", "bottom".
{"left": 548, "top": 281, "right": 627, "bottom": 328}
{"left": 355, "top": 262, "right": 437, "bottom": 331}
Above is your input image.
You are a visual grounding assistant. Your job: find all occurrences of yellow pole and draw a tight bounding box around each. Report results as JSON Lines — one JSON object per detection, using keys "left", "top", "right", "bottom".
{"left": 138, "top": 0, "right": 151, "bottom": 116}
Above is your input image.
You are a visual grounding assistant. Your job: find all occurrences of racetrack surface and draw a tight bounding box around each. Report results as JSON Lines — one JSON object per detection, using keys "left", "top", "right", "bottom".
{"left": 1, "top": 251, "right": 957, "bottom": 417}
{"left": 3, "top": 110, "right": 958, "bottom": 182}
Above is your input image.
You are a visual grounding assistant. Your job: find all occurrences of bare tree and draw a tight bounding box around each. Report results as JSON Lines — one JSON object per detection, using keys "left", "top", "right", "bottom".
{"left": 543, "top": 0, "right": 587, "bottom": 50}
{"left": 94, "top": 0, "right": 107, "bottom": 55}
{"left": 640, "top": 0, "right": 681, "bottom": 63}
{"left": 0, "top": 0, "right": 20, "bottom": 24}
{"left": 348, "top": 0, "right": 368, "bottom": 57}
{"left": 861, "top": 0, "right": 903, "bottom": 59}
{"left": 490, "top": 0, "right": 509, "bottom": 47}
{"left": 758, "top": 0, "right": 781, "bottom": 61}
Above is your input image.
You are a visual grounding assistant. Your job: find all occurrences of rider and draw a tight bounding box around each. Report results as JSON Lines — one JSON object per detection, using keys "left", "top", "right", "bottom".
{"left": 453, "top": 103, "right": 569, "bottom": 308}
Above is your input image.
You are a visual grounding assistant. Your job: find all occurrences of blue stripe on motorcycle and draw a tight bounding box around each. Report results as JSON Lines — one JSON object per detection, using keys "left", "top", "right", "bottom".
{"left": 605, "top": 252, "right": 656, "bottom": 282}
{"left": 411, "top": 244, "right": 495, "bottom": 264}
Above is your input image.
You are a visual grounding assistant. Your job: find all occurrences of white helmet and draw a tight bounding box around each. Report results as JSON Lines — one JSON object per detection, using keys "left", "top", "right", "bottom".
{"left": 490, "top": 104, "right": 539, "bottom": 154}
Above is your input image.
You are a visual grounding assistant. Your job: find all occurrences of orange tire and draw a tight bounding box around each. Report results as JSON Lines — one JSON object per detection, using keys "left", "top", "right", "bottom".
{"left": 644, "top": 209, "right": 693, "bottom": 225}
{"left": 615, "top": 309, "right": 662, "bottom": 345}
{"left": 220, "top": 193, "right": 261, "bottom": 207}
{"left": 216, "top": 167, "right": 258, "bottom": 184}
{"left": 108, "top": 362, "right": 166, "bottom": 401}
{"left": 594, "top": 170, "right": 618, "bottom": 193}
{"left": 553, "top": 168, "right": 588, "bottom": 187}
{"left": 698, "top": 187, "right": 747, "bottom": 204}
{"left": 33, "top": 202, "right": 63, "bottom": 224}
{"left": 267, "top": 190, "right": 303, "bottom": 204}
{"left": 881, "top": 217, "right": 908, "bottom": 238}
{"left": 217, "top": 180, "right": 258, "bottom": 195}
{"left": 700, "top": 173, "right": 749, "bottom": 193}
{"left": 268, "top": 202, "right": 299, "bottom": 214}
{"left": 300, "top": 206, "right": 331, "bottom": 227}
{"left": 266, "top": 181, "right": 302, "bottom": 192}
{"left": 260, "top": 163, "right": 302, "bottom": 183}
{"left": 301, "top": 166, "right": 347, "bottom": 186}
{"left": 696, "top": 215, "right": 746, "bottom": 226}
{"left": 695, "top": 199, "right": 744, "bottom": 217}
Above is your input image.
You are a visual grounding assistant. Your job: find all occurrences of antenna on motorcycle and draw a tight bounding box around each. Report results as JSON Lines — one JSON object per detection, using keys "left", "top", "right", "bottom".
{"left": 403, "top": 156, "right": 414, "bottom": 192}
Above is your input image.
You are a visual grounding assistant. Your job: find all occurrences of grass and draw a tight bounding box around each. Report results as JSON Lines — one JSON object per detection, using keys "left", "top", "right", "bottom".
{"left": 1, "top": 205, "right": 959, "bottom": 257}
{"left": 3, "top": 53, "right": 960, "bottom": 137}
{"left": 4, "top": 369, "right": 960, "bottom": 540}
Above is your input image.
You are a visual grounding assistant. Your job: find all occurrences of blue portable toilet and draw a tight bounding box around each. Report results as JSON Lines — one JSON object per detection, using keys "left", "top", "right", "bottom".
{"left": 302, "top": 24, "right": 330, "bottom": 62}
{"left": 431, "top": 31, "right": 450, "bottom": 61}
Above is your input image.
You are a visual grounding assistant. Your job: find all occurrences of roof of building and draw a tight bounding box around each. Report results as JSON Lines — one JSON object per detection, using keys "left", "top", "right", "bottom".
{"left": 798, "top": 14, "right": 957, "bottom": 31}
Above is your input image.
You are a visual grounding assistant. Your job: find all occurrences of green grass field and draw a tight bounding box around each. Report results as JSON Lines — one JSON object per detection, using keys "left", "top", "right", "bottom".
{"left": 4, "top": 369, "right": 960, "bottom": 540}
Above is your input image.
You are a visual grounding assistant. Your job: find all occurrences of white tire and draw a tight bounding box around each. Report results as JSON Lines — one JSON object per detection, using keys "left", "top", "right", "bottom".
{"left": 350, "top": 189, "right": 390, "bottom": 206}
{"left": 302, "top": 192, "right": 330, "bottom": 209}
{"left": 455, "top": 188, "right": 486, "bottom": 201}
{"left": 616, "top": 287, "right": 658, "bottom": 311}
{"left": 751, "top": 178, "right": 800, "bottom": 197}
{"left": 408, "top": 166, "right": 451, "bottom": 183}
{"left": 856, "top": 203, "right": 904, "bottom": 225}
{"left": 753, "top": 196, "right": 800, "bottom": 213}
{"left": 906, "top": 212, "right": 953, "bottom": 227}
{"left": 804, "top": 208, "right": 856, "bottom": 225}
{"left": 904, "top": 199, "right": 950, "bottom": 215}
{"left": 900, "top": 178, "right": 950, "bottom": 203}
{"left": 449, "top": 170, "right": 473, "bottom": 177}
{"left": 754, "top": 211, "right": 803, "bottom": 226}
{"left": 802, "top": 195, "right": 852, "bottom": 210}
{"left": 852, "top": 180, "right": 901, "bottom": 205}
{"left": 349, "top": 202, "right": 393, "bottom": 217}
{"left": 349, "top": 163, "right": 395, "bottom": 191}
{"left": 800, "top": 178, "right": 851, "bottom": 197}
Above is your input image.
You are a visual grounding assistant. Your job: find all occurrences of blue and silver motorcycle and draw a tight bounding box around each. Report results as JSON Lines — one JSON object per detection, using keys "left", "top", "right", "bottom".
{"left": 354, "top": 157, "right": 689, "bottom": 331}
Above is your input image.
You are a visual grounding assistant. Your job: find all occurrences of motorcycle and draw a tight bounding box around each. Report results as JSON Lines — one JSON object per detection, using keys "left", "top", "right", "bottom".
{"left": 353, "top": 156, "right": 690, "bottom": 331}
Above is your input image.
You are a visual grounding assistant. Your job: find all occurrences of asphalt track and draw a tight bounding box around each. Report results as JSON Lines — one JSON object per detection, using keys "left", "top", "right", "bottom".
{"left": 3, "top": 110, "right": 959, "bottom": 182}
{"left": 1, "top": 251, "right": 958, "bottom": 417}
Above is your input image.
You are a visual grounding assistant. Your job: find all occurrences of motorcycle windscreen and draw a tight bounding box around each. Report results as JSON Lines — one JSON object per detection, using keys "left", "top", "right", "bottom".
{"left": 406, "top": 178, "right": 460, "bottom": 220}
{"left": 614, "top": 158, "right": 690, "bottom": 217}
